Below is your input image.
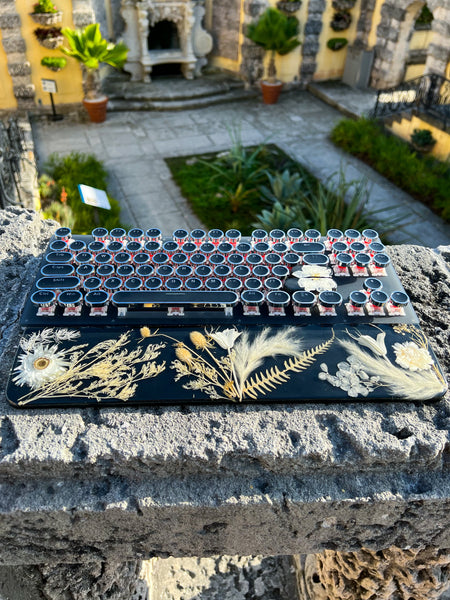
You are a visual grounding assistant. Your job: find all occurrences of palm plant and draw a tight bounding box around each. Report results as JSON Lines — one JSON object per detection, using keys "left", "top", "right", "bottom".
{"left": 60, "top": 23, "right": 128, "bottom": 99}
{"left": 246, "top": 8, "right": 301, "bottom": 82}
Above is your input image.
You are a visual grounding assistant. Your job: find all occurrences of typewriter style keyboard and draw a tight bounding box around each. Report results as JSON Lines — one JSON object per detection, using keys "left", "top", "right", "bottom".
{"left": 24, "top": 226, "right": 413, "bottom": 326}
{"left": 7, "top": 225, "right": 447, "bottom": 408}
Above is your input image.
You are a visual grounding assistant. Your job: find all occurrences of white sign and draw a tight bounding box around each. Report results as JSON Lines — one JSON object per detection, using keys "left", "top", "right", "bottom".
{"left": 41, "top": 79, "right": 57, "bottom": 94}
{"left": 78, "top": 184, "right": 111, "bottom": 210}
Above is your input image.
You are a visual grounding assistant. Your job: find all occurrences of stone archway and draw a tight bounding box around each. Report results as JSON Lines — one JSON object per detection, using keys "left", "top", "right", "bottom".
{"left": 370, "top": 0, "right": 450, "bottom": 89}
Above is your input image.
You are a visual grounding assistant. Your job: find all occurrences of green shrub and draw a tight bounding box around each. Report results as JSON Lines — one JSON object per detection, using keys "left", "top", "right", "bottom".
{"left": 42, "top": 202, "right": 75, "bottom": 229}
{"left": 326, "top": 37, "right": 348, "bottom": 51}
{"left": 330, "top": 118, "right": 450, "bottom": 221}
{"left": 32, "top": 0, "right": 58, "bottom": 14}
{"left": 410, "top": 128, "right": 436, "bottom": 149}
{"left": 41, "top": 152, "right": 126, "bottom": 234}
{"left": 41, "top": 56, "right": 67, "bottom": 71}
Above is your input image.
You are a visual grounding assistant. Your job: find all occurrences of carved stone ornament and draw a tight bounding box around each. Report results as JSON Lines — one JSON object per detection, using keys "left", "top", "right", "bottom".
{"left": 121, "top": 0, "right": 212, "bottom": 82}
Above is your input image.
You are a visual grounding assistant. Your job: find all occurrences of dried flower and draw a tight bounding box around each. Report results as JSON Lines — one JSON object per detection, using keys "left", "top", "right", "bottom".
{"left": 140, "top": 326, "right": 151, "bottom": 338}
{"left": 190, "top": 331, "right": 209, "bottom": 350}
{"left": 175, "top": 346, "right": 194, "bottom": 366}
{"left": 13, "top": 343, "right": 69, "bottom": 389}
{"left": 347, "top": 329, "right": 387, "bottom": 357}
{"left": 210, "top": 328, "right": 241, "bottom": 350}
{"left": 393, "top": 341, "right": 433, "bottom": 371}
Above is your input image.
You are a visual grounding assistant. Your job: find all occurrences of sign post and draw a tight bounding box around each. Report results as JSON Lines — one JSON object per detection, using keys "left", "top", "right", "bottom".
{"left": 41, "top": 79, "right": 63, "bottom": 121}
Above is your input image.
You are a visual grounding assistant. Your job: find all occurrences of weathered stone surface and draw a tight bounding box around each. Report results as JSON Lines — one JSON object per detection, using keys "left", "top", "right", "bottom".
{"left": 13, "top": 84, "right": 35, "bottom": 99}
{"left": 303, "top": 20, "right": 323, "bottom": 35}
{"left": 0, "top": 14, "right": 21, "bottom": 29}
{"left": 1, "top": 36, "right": 26, "bottom": 54}
{"left": 0, "top": 210, "right": 449, "bottom": 566}
{"left": 211, "top": 0, "right": 240, "bottom": 60}
{"left": 7, "top": 61, "right": 31, "bottom": 77}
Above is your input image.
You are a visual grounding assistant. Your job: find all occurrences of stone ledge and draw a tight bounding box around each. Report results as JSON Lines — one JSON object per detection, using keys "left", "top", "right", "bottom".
{"left": 0, "top": 209, "right": 448, "bottom": 565}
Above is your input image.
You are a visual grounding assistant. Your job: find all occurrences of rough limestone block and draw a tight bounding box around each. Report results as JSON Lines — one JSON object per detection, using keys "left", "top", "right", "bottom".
{"left": 0, "top": 209, "right": 448, "bottom": 567}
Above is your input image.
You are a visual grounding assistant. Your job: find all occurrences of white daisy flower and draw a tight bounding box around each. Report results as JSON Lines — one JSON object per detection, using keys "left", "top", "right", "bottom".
{"left": 209, "top": 328, "right": 241, "bottom": 350}
{"left": 393, "top": 341, "right": 433, "bottom": 371}
{"left": 13, "top": 343, "right": 70, "bottom": 390}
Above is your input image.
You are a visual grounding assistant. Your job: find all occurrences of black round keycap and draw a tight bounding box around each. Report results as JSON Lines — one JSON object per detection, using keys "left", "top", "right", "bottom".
{"left": 292, "top": 290, "right": 316, "bottom": 307}
{"left": 327, "top": 229, "right": 343, "bottom": 241}
{"left": 254, "top": 241, "right": 270, "bottom": 254}
{"left": 287, "top": 228, "right": 303, "bottom": 242}
{"left": 270, "top": 229, "right": 285, "bottom": 242}
{"left": 195, "top": 265, "right": 213, "bottom": 278}
{"left": 236, "top": 242, "right": 252, "bottom": 255}
{"left": 166, "top": 277, "right": 183, "bottom": 291}
{"left": 336, "top": 252, "right": 353, "bottom": 267}
{"left": 136, "top": 264, "right": 154, "bottom": 278}
{"left": 74, "top": 252, "right": 93, "bottom": 265}
{"left": 303, "top": 253, "right": 329, "bottom": 266}
{"left": 176, "top": 265, "right": 193, "bottom": 278}
{"left": 95, "top": 252, "right": 112, "bottom": 265}
{"left": 110, "top": 228, "right": 126, "bottom": 240}
{"left": 370, "top": 290, "right": 389, "bottom": 307}
{"left": 104, "top": 277, "right": 122, "bottom": 292}
{"left": 318, "top": 291, "right": 343, "bottom": 307}
{"left": 205, "top": 277, "right": 223, "bottom": 290}
{"left": 191, "top": 253, "right": 207, "bottom": 265}
{"left": 267, "top": 290, "right": 290, "bottom": 307}
{"left": 49, "top": 240, "right": 67, "bottom": 252}
{"left": 241, "top": 290, "right": 264, "bottom": 306}
{"left": 233, "top": 265, "right": 251, "bottom": 278}
{"left": 354, "top": 253, "right": 371, "bottom": 268}
{"left": 77, "top": 264, "right": 95, "bottom": 278}
{"left": 363, "top": 277, "right": 383, "bottom": 292}
{"left": 252, "top": 265, "right": 270, "bottom": 278}
{"left": 146, "top": 228, "right": 162, "bottom": 240}
{"left": 332, "top": 241, "right": 348, "bottom": 254}
{"left": 208, "top": 229, "right": 224, "bottom": 243}
{"left": 128, "top": 228, "right": 144, "bottom": 240}
{"left": 172, "top": 252, "right": 188, "bottom": 265}
{"left": 55, "top": 227, "right": 71, "bottom": 239}
{"left": 69, "top": 240, "right": 86, "bottom": 252}
{"left": 344, "top": 229, "right": 360, "bottom": 241}
{"left": 266, "top": 253, "right": 282, "bottom": 266}
{"left": 31, "top": 290, "right": 56, "bottom": 306}
{"left": 244, "top": 277, "right": 262, "bottom": 290}
{"left": 247, "top": 253, "right": 263, "bottom": 266}
{"left": 117, "top": 264, "right": 134, "bottom": 278}
{"left": 85, "top": 290, "right": 109, "bottom": 306}
{"left": 214, "top": 264, "right": 232, "bottom": 278}
{"left": 185, "top": 277, "right": 202, "bottom": 291}
{"left": 88, "top": 241, "right": 105, "bottom": 253}
{"left": 58, "top": 290, "right": 83, "bottom": 307}
{"left": 173, "top": 228, "right": 189, "bottom": 243}
{"left": 272, "top": 265, "right": 290, "bottom": 279}
{"left": 225, "top": 229, "right": 241, "bottom": 242}
{"left": 362, "top": 229, "right": 379, "bottom": 242}
{"left": 134, "top": 252, "right": 150, "bottom": 265}
{"left": 217, "top": 242, "right": 233, "bottom": 255}
{"left": 265, "top": 277, "right": 282, "bottom": 291}
{"left": 373, "top": 253, "right": 390, "bottom": 268}
{"left": 272, "top": 242, "right": 289, "bottom": 254}
{"left": 228, "top": 253, "right": 244, "bottom": 266}
{"left": 163, "top": 241, "right": 178, "bottom": 253}
{"left": 304, "top": 229, "right": 321, "bottom": 241}
{"left": 349, "top": 291, "right": 368, "bottom": 307}
{"left": 92, "top": 227, "right": 108, "bottom": 239}
{"left": 200, "top": 242, "right": 215, "bottom": 255}
{"left": 124, "top": 277, "right": 142, "bottom": 290}
{"left": 126, "top": 241, "right": 143, "bottom": 254}
{"left": 96, "top": 264, "right": 114, "bottom": 278}
{"left": 144, "top": 277, "right": 162, "bottom": 290}
{"left": 144, "top": 241, "right": 161, "bottom": 253}
{"left": 369, "top": 242, "right": 385, "bottom": 253}
{"left": 390, "top": 291, "right": 409, "bottom": 307}
{"left": 84, "top": 276, "right": 102, "bottom": 291}
{"left": 182, "top": 242, "right": 197, "bottom": 255}
{"left": 153, "top": 252, "right": 169, "bottom": 265}
{"left": 210, "top": 253, "right": 225, "bottom": 266}
{"left": 108, "top": 241, "right": 123, "bottom": 254}
{"left": 114, "top": 252, "right": 131, "bottom": 265}
{"left": 350, "top": 241, "right": 365, "bottom": 254}
{"left": 283, "top": 253, "right": 302, "bottom": 267}
{"left": 191, "top": 229, "right": 206, "bottom": 242}
{"left": 225, "top": 277, "right": 243, "bottom": 291}
{"left": 251, "top": 229, "right": 268, "bottom": 242}
{"left": 41, "top": 263, "right": 74, "bottom": 277}
{"left": 156, "top": 265, "right": 174, "bottom": 278}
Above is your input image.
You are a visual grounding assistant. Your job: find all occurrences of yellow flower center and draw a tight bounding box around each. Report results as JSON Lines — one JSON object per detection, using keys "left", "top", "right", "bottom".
{"left": 33, "top": 357, "right": 51, "bottom": 370}
{"left": 223, "top": 380, "right": 236, "bottom": 398}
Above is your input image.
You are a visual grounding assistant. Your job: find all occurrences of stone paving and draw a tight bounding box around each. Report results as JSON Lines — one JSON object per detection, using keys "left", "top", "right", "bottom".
{"left": 31, "top": 88, "right": 450, "bottom": 247}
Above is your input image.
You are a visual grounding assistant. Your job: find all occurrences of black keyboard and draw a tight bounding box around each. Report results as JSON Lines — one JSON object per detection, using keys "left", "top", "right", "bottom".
{"left": 6, "top": 226, "right": 447, "bottom": 408}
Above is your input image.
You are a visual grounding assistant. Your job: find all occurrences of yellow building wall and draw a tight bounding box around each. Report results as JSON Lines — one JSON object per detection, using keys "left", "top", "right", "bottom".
{"left": 0, "top": 29, "right": 17, "bottom": 110}
{"left": 387, "top": 115, "right": 450, "bottom": 162}
{"left": 15, "top": 0, "right": 84, "bottom": 107}
{"left": 367, "top": 0, "right": 383, "bottom": 48}
{"left": 314, "top": 0, "right": 362, "bottom": 81}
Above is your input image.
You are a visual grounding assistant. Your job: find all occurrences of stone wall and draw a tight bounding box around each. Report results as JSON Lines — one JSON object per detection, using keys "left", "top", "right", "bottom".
{"left": 210, "top": 0, "right": 241, "bottom": 61}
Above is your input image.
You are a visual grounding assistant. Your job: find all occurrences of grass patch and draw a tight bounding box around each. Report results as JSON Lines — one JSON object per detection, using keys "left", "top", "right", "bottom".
{"left": 330, "top": 118, "right": 450, "bottom": 222}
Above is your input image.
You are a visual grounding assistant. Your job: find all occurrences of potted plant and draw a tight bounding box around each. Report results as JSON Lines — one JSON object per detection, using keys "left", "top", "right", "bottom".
{"left": 327, "top": 37, "right": 348, "bottom": 51}
{"left": 41, "top": 56, "right": 67, "bottom": 72}
{"left": 411, "top": 128, "right": 436, "bottom": 153}
{"left": 30, "top": 0, "right": 62, "bottom": 25}
{"left": 246, "top": 8, "right": 301, "bottom": 105}
{"left": 33, "top": 26, "right": 64, "bottom": 49}
{"left": 330, "top": 10, "right": 352, "bottom": 31}
{"left": 332, "top": 0, "right": 356, "bottom": 10}
{"left": 276, "top": 0, "right": 302, "bottom": 14}
{"left": 60, "top": 23, "right": 128, "bottom": 123}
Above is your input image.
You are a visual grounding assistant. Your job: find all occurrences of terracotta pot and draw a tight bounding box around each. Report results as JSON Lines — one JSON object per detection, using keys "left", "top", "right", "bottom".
{"left": 261, "top": 81, "right": 283, "bottom": 104}
{"left": 83, "top": 96, "right": 108, "bottom": 123}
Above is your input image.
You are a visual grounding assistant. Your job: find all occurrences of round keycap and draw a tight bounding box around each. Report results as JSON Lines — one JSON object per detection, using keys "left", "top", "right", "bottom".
{"left": 254, "top": 241, "right": 270, "bottom": 255}
{"left": 191, "top": 253, "right": 207, "bottom": 265}
{"left": 185, "top": 277, "right": 202, "bottom": 291}
{"left": 272, "top": 265, "right": 290, "bottom": 279}
{"left": 224, "top": 277, "right": 243, "bottom": 291}
{"left": 92, "top": 227, "right": 108, "bottom": 240}
{"left": 208, "top": 229, "right": 224, "bottom": 243}
{"left": 76, "top": 264, "right": 95, "bottom": 278}
{"left": 241, "top": 289, "right": 264, "bottom": 306}
{"left": 55, "top": 227, "right": 71, "bottom": 240}
{"left": 205, "top": 277, "right": 223, "bottom": 291}
{"left": 31, "top": 290, "right": 56, "bottom": 307}
{"left": 292, "top": 290, "right": 316, "bottom": 307}
{"left": 144, "top": 241, "right": 161, "bottom": 254}
{"left": 173, "top": 229, "right": 189, "bottom": 244}
{"left": 172, "top": 252, "right": 188, "bottom": 265}
{"left": 95, "top": 252, "right": 112, "bottom": 265}
{"left": 58, "top": 290, "right": 83, "bottom": 307}
{"left": 344, "top": 229, "right": 360, "bottom": 242}
{"left": 362, "top": 229, "right": 379, "bottom": 242}
{"left": 128, "top": 228, "right": 144, "bottom": 241}
{"left": 195, "top": 265, "right": 213, "bottom": 279}
{"left": 363, "top": 277, "right": 383, "bottom": 292}
{"left": 350, "top": 242, "right": 366, "bottom": 254}
{"left": 69, "top": 240, "right": 86, "bottom": 252}
{"left": 124, "top": 277, "right": 142, "bottom": 290}
{"left": 84, "top": 276, "right": 102, "bottom": 291}
{"left": 244, "top": 277, "right": 262, "bottom": 290}
{"left": 134, "top": 252, "right": 151, "bottom": 265}
{"left": 166, "top": 277, "right": 183, "bottom": 291}
{"left": 252, "top": 264, "right": 270, "bottom": 278}
{"left": 318, "top": 291, "right": 343, "bottom": 308}
{"left": 162, "top": 241, "right": 178, "bottom": 254}
{"left": 214, "top": 264, "right": 232, "bottom": 278}
{"left": 116, "top": 264, "right": 134, "bottom": 278}
{"left": 233, "top": 265, "right": 251, "bottom": 278}
{"left": 264, "top": 277, "right": 283, "bottom": 291}
{"left": 156, "top": 265, "right": 174, "bottom": 278}
{"left": 110, "top": 228, "right": 126, "bottom": 240}
{"left": 200, "top": 242, "right": 215, "bottom": 255}
{"left": 85, "top": 290, "right": 109, "bottom": 307}
{"left": 373, "top": 253, "right": 391, "bottom": 268}
{"left": 369, "top": 242, "right": 385, "bottom": 254}
{"left": 272, "top": 242, "right": 289, "bottom": 254}
{"left": 390, "top": 291, "right": 409, "bottom": 307}
{"left": 126, "top": 241, "right": 143, "bottom": 254}
{"left": 331, "top": 241, "right": 348, "bottom": 254}
{"left": 287, "top": 228, "right": 303, "bottom": 242}
{"left": 104, "top": 277, "right": 122, "bottom": 292}
{"left": 225, "top": 229, "right": 241, "bottom": 244}
{"left": 265, "top": 253, "right": 282, "bottom": 267}
{"left": 108, "top": 241, "right": 123, "bottom": 254}
{"left": 96, "top": 264, "right": 115, "bottom": 278}
{"left": 88, "top": 241, "right": 105, "bottom": 254}
{"left": 303, "top": 253, "right": 329, "bottom": 266}
{"left": 304, "top": 229, "right": 321, "bottom": 242}
{"left": 269, "top": 229, "right": 285, "bottom": 242}
{"left": 267, "top": 290, "right": 290, "bottom": 307}
{"left": 210, "top": 253, "right": 225, "bottom": 266}
{"left": 136, "top": 264, "right": 154, "bottom": 278}
{"left": 176, "top": 265, "right": 193, "bottom": 279}
{"left": 370, "top": 290, "right": 389, "bottom": 307}
{"left": 327, "top": 229, "right": 343, "bottom": 242}
{"left": 228, "top": 253, "right": 244, "bottom": 266}
{"left": 247, "top": 253, "right": 263, "bottom": 266}
{"left": 191, "top": 229, "right": 206, "bottom": 243}
{"left": 182, "top": 242, "right": 197, "bottom": 255}
{"left": 354, "top": 253, "right": 371, "bottom": 268}
{"left": 146, "top": 228, "right": 162, "bottom": 240}
{"left": 153, "top": 252, "right": 169, "bottom": 265}
{"left": 336, "top": 252, "right": 353, "bottom": 267}
{"left": 236, "top": 242, "right": 252, "bottom": 255}
{"left": 349, "top": 290, "right": 368, "bottom": 307}
{"left": 49, "top": 240, "right": 67, "bottom": 252}
{"left": 114, "top": 251, "right": 131, "bottom": 265}
{"left": 74, "top": 252, "right": 93, "bottom": 265}
{"left": 144, "top": 277, "right": 162, "bottom": 290}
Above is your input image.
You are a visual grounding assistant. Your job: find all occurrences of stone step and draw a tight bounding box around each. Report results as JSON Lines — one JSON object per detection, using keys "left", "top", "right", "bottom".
{"left": 107, "top": 87, "right": 259, "bottom": 112}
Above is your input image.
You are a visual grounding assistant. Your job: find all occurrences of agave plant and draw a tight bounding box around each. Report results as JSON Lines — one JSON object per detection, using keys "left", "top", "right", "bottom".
{"left": 60, "top": 23, "right": 128, "bottom": 99}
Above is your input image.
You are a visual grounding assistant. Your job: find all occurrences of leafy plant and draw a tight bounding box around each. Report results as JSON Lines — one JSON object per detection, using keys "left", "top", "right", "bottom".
{"left": 32, "top": 0, "right": 58, "bottom": 14}
{"left": 60, "top": 23, "right": 128, "bottom": 99}
{"left": 259, "top": 169, "right": 307, "bottom": 205}
{"left": 411, "top": 128, "right": 436, "bottom": 149}
{"left": 327, "top": 37, "right": 348, "bottom": 51}
{"left": 41, "top": 152, "right": 126, "bottom": 233}
{"left": 34, "top": 26, "right": 62, "bottom": 40}
{"left": 330, "top": 11, "right": 352, "bottom": 31}
{"left": 246, "top": 8, "right": 301, "bottom": 82}
{"left": 415, "top": 4, "right": 433, "bottom": 27}
{"left": 330, "top": 118, "right": 450, "bottom": 221}
{"left": 41, "top": 56, "right": 67, "bottom": 71}
{"left": 42, "top": 201, "right": 75, "bottom": 230}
